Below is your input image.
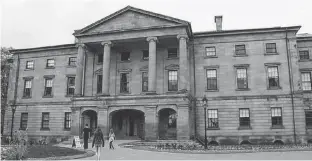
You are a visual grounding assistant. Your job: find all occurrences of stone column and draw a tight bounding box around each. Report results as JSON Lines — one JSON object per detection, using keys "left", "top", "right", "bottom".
{"left": 177, "top": 35, "right": 189, "bottom": 91}
{"left": 101, "top": 41, "right": 112, "bottom": 95}
{"left": 177, "top": 104, "right": 190, "bottom": 140}
{"left": 146, "top": 37, "right": 157, "bottom": 93}
{"left": 144, "top": 105, "right": 157, "bottom": 140}
{"left": 75, "top": 44, "right": 85, "bottom": 96}
{"left": 97, "top": 106, "right": 108, "bottom": 139}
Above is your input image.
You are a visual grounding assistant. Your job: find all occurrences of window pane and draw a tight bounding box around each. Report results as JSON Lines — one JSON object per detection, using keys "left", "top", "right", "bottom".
{"left": 26, "top": 61, "right": 34, "bottom": 69}
{"left": 239, "top": 109, "right": 249, "bottom": 117}
{"left": 168, "top": 48, "right": 178, "bottom": 58}
{"left": 235, "top": 45, "right": 246, "bottom": 55}
{"left": 168, "top": 71, "right": 178, "bottom": 91}
{"left": 306, "top": 111, "right": 312, "bottom": 127}
{"left": 142, "top": 50, "right": 149, "bottom": 60}
{"left": 266, "top": 43, "right": 277, "bottom": 53}
{"left": 97, "top": 75, "right": 102, "bottom": 93}
{"left": 69, "top": 57, "right": 76, "bottom": 66}
{"left": 271, "top": 107, "right": 282, "bottom": 116}
{"left": 268, "top": 67, "right": 279, "bottom": 88}
{"left": 299, "top": 51, "right": 309, "bottom": 60}
{"left": 25, "top": 80, "right": 32, "bottom": 88}
{"left": 142, "top": 72, "right": 148, "bottom": 92}
{"left": 47, "top": 59, "right": 55, "bottom": 67}
{"left": 206, "top": 47, "right": 216, "bottom": 56}
{"left": 120, "top": 73, "right": 129, "bottom": 93}
{"left": 45, "top": 79, "right": 53, "bottom": 87}
{"left": 121, "top": 52, "right": 130, "bottom": 61}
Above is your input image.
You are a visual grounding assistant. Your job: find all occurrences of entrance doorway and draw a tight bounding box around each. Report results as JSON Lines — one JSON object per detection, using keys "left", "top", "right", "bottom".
{"left": 158, "top": 108, "right": 177, "bottom": 140}
{"left": 81, "top": 110, "right": 97, "bottom": 136}
{"left": 110, "top": 109, "right": 145, "bottom": 140}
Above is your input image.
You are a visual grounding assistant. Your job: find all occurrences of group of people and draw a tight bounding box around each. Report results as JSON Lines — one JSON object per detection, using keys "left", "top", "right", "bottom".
{"left": 82, "top": 124, "right": 116, "bottom": 160}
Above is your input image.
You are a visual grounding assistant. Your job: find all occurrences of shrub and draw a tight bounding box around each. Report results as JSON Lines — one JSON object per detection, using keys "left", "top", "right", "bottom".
{"left": 273, "top": 140, "right": 284, "bottom": 145}
{"left": 208, "top": 141, "right": 219, "bottom": 146}
{"left": 2, "top": 130, "right": 28, "bottom": 160}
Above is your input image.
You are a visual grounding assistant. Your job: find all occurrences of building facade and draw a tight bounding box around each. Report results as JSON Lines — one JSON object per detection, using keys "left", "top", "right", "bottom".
{"left": 3, "top": 6, "right": 312, "bottom": 144}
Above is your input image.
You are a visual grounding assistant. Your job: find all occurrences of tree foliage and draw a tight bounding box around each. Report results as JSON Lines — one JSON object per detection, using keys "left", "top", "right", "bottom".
{"left": 1, "top": 47, "right": 13, "bottom": 111}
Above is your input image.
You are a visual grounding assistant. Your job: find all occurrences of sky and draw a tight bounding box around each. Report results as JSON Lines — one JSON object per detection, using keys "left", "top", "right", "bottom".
{"left": 1, "top": 0, "right": 311, "bottom": 49}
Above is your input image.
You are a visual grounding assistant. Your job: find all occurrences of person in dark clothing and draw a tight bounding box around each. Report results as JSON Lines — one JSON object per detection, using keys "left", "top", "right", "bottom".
{"left": 82, "top": 124, "right": 91, "bottom": 149}
{"left": 92, "top": 128, "right": 105, "bottom": 161}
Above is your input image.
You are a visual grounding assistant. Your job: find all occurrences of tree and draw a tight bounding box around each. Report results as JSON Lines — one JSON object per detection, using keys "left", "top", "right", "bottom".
{"left": 1, "top": 47, "right": 13, "bottom": 134}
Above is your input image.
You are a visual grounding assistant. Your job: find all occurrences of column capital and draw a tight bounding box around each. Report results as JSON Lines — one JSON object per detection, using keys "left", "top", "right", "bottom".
{"left": 101, "top": 41, "right": 112, "bottom": 46}
{"left": 75, "top": 43, "right": 86, "bottom": 48}
{"left": 177, "top": 34, "right": 189, "bottom": 41}
{"left": 146, "top": 37, "right": 158, "bottom": 42}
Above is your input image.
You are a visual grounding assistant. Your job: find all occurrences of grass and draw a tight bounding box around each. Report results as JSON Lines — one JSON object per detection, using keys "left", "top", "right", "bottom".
{"left": 24, "top": 145, "right": 86, "bottom": 159}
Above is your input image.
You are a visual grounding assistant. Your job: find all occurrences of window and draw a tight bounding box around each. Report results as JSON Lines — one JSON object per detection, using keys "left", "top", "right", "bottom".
{"left": 168, "top": 48, "right": 178, "bottom": 58}
{"left": 121, "top": 52, "right": 130, "bottom": 61}
{"left": 26, "top": 61, "right": 34, "bottom": 69}
{"left": 168, "top": 70, "right": 178, "bottom": 91}
{"left": 97, "top": 75, "right": 102, "bottom": 94}
{"left": 306, "top": 111, "right": 312, "bottom": 128}
{"left": 142, "top": 50, "right": 149, "bottom": 60}
{"left": 41, "top": 112, "right": 50, "bottom": 129}
{"left": 267, "top": 66, "right": 279, "bottom": 89}
{"left": 46, "top": 59, "right": 55, "bottom": 68}
{"left": 23, "top": 79, "right": 32, "bottom": 97}
{"left": 120, "top": 73, "right": 130, "bottom": 93}
{"left": 98, "top": 54, "right": 103, "bottom": 63}
{"left": 266, "top": 43, "right": 277, "bottom": 53}
{"left": 68, "top": 57, "right": 76, "bottom": 66}
{"left": 64, "top": 112, "right": 71, "bottom": 129}
{"left": 44, "top": 78, "right": 53, "bottom": 96}
{"left": 206, "top": 69, "right": 217, "bottom": 90}
{"left": 301, "top": 72, "right": 312, "bottom": 91}
{"left": 20, "top": 113, "right": 28, "bottom": 130}
{"left": 271, "top": 107, "right": 283, "bottom": 127}
{"left": 299, "top": 51, "right": 310, "bottom": 60}
{"left": 142, "top": 72, "right": 148, "bottom": 92}
{"left": 237, "top": 68, "right": 248, "bottom": 89}
{"left": 207, "top": 109, "right": 219, "bottom": 128}
{"left": 239, "top": 109, "right": 250, "bottom": 128}
{"left": 67, "top": 77, "right": 75, "bottom": 95}
{"left": 205, "top": 47, "right": 216, "bottom": 56}
{"left": 235, "top": 45, "right": 246, "bottom": 55}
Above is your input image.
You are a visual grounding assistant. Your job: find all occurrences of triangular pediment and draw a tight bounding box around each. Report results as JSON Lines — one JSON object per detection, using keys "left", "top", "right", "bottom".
{"left": 75, "top": 6, "right": 189, "bottom": 35}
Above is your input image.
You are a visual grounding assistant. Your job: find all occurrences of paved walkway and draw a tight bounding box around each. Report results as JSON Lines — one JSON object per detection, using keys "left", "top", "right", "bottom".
{"left": 81, "top": 140, "right": 312, "bottom": 160}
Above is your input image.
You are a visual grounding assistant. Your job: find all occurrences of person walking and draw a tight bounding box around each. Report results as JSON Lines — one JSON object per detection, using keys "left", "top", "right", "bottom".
{"left": 82, "top": 124, "right": 92, "bottom": 149}
{"left": 108, "top": 128, "right": 115, "bottom": 150}
{"left": 92, "top": 128, "right": 105, "bottom": 161}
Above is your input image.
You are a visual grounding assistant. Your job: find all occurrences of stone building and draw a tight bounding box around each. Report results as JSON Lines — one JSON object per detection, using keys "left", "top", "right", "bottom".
{"left": 3, "top": 6, "right": 312, "bottom": 144}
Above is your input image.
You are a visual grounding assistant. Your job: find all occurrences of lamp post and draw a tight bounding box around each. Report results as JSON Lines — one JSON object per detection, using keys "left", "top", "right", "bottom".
{"left": 202, "top": 95, "right": 208, "bottom": 149}
{"left": 10, "top": 105, "right": 17, "bottom": 140}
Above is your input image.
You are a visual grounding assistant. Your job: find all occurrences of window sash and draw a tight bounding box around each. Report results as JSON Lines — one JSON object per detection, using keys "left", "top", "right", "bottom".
{"left": 268, "top": 67, "right": 279, "bottom": 88}
{"left": 299, "top": 51, "right": 310, "bottom": 60}
{"left": 306, "top": 111, "right": 312, "bottom": 127}
{"left": 121, "top": 52, "right": 130, "bottom": 61}
{"left": 26, "top": 61, "right": 34, "bottom": 69}
{"left": 69, "top": 57, "right": 76, "bottom": 66}
{"left": 239, "top": 117, "right": 250, "bottom": 127}
{"left": 67, "top": 77, "right": 75, "bottom": 95}
{"left": 206, "top": 47, "right": 216, "bottom": 56}
{"left": 271, "top": 107, "right": 282, "bottom": 116}
{"left": 168, "top": 71, "right": 178, "bottom": 91}
{"left": 168, "top": 48, "right": 178, "bottom": 58}
{"left": 237, "top": 68, "right": 248, "bottom": 89}
{"left": 47, "top": 59, "right": 55, "bottom": 67}
{"left": 20, "top": 113, "right": 28, "bottom": 129}
{"left": 120, "top": 73, "right": 130, "bottom": 93}
{"left": 64, "top": 112, "right": 71, "bottom": 129}
{"left": 266, "top": 43, "right": 277, "bottom": 53}
{"left": 42, "top": 113, "right": 49, "bottom": 128}
{"left": 239, "top": 109, "right": 250, "bottom": 117}
{"left": 97, "top": 75, "right": 102, "bottom": 94}
{"left": 24, "top": 80, "right": 32, "bottom": 97}
{"left": 301, "top": 73, "right": 312, "bottom": 91}
{"left": 207, "top": 69, "right": 217, "bottom": 90}
{"left": 142, "top": 72, "right": 148, "bottom": 92}
{"left": 235, "top": 45, "right": 246, "bottom": 55}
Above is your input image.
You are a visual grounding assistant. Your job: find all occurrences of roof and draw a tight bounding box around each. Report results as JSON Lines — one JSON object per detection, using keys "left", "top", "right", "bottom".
{"left": 73, "top": 5, "right": 192, "bottom": 36}
{"left": 9, "top": 44, "right": 76, "bottom": 54}
{"left": 297, "top": 33, "right": 312, "bottom": 41}
{"left": 194, "top": 26, "right": 301, "bottom": 37}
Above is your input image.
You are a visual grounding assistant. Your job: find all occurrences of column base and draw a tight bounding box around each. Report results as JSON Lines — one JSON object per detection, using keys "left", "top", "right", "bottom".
{"left": 145, "top": 91, "right": 157, "bottom": 95}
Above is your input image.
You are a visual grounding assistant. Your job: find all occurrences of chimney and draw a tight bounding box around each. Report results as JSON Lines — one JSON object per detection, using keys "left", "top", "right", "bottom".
{"left": 215, "top": 15, "right": 223, "bottom": 31}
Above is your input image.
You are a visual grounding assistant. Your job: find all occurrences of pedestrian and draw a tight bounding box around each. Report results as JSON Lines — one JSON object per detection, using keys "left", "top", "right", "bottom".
{"left": 108, "top": 128, "right": 115, "bottom": 150}
{"left": 92, "top": 128, "right": 105, "bottom": 161}
{"left": 82, "top": 124, "right": 92, "bottom": 149}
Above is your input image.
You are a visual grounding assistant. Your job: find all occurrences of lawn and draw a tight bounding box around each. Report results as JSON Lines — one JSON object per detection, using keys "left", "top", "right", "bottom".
{"left": 24, "top": 145, "right": 86, "bottom": 159}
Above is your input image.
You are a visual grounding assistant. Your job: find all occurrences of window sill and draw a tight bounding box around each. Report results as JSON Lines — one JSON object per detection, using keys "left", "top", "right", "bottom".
{"left": 204, "top": 56, "right": 218, "bottom": 59}
{"left": 24, "top": 69, "right": 34, "bottom": 71}
{"left": 67, "top": 65, "right": 76, "bottom": 68}
{"left": 205, "top": 89, "right": 219, "bottom": 92}
{"left": 267, "top": 87, "right": 282, "bottom": 90}
{"left": 64, "top": 128, "right": 71, "bottom": 131}
{"left": 45, "top": 67, "right": 55, "bottom": 69}
{"left": 299, "top": 59, "right": 312, "bottom": 62}
{"left": 65, "top": 95, "right": 75, "bottom": 97}
{"left": 206, "top": 127, "right": 220, "bottom": 130}
{"left": 42, "top": 95, "right": 54, "bottom": 98}
{"left": 233, "top": 54, "right": 248, "bottom": 57}
{"left": 120, "top": 60, "right": 131, "bottom": 63}
{"left": 271, "top": 125, "right": 285, "bottom": 129}
{"left": 167, "top": 57, "right": 179, "bottom": 60}
{"left": 119, "top": 92, "right": 131, "bottom": 95}
{"left": 96, "top": 93, "right": 110, "bottom": 96}
{"left": 166, "top": 91, "right": 179, "bottom": 94}
{"left": 264, "top": 53, "right": 279, "bottom": 55}
{"left": 40, "top": 128, "right": 50, "bottom": 131}
{"left": 238, "top": 126, "right": 252, "bottom": 130}
{"left": 22, "top": 96, "right": 32, "bottom": 99}
{"left": 235, "top": 88, "right": 251, "bottom": 91}
{"left": 140, "top": 59, "right": 149, "bottom": 62}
